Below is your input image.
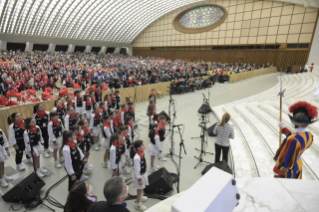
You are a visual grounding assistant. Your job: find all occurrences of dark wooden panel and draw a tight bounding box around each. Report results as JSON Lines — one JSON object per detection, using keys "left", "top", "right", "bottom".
{"left": 133, "top": 48, "right": 309, "bottom": 71}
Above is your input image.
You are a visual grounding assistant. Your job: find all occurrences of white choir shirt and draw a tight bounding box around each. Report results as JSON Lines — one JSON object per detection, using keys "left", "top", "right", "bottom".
{"left": 63, "top": 140, "right": 85, "bottom": 176}
{"left": 48, "top": 119, "right": 64, "bottom": 141}
{"left": 23, "top": 126, "right": 44, "bottom": 153}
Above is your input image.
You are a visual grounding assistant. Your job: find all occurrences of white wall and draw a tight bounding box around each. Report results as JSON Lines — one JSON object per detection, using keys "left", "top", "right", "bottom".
{"left": 307, "top": 16, "right": 319, "bottom": 69}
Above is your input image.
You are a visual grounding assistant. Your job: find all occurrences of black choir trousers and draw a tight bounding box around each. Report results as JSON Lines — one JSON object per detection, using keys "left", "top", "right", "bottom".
{"left": 43, "top": 136, "right": 49, "bottom": 150}
{"left": 214, "top": 143, "right": 229, "bottom": 163}
{"left": 68, "top": 171, "right": 83, "bottom": 191}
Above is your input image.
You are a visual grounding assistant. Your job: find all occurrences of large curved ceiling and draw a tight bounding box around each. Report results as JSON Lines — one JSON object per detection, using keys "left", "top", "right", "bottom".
{"left": 0, "top": 0, "right": 318, "bottom": 44}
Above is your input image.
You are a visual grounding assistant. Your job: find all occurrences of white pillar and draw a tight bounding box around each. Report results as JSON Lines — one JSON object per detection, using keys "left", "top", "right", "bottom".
{"left": 85, "top": 45, "right": 92, "bottom": 52}
{"left": 0, "top": 40, "right": 7, "bottom": 50}
{"left": 48, "top": 43, "right": 56, "bottom": 53}
{"left": 99, "top": 46, "right": 107, "bottom": 54}
{"left": 114, "top": 47, "right": 121, "bottom": 54}
{"left": 67, "top": 44, "right": 75, "bottom": 52}
{"left": 127, "top": 47, "right": 133, "bottom": 56}
{"left": 307, "top": 18, "right": 319, "bottom": 74}
{"left": 25, "top": 42, "right": 33, "bottom": 52}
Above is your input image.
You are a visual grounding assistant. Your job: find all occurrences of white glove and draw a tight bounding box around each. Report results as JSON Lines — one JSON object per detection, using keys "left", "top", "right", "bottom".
{"left": 278, "top": 122, "right": 285, "bottom": 128}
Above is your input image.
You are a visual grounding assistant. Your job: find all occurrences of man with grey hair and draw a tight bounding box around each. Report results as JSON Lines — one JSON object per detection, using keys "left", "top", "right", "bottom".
{"left": 90, "top": 176, "right": 130, "bottom": 212}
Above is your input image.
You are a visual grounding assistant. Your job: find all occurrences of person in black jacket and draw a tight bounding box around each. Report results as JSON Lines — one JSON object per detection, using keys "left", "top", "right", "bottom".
{"left": 89, "top": 176, "right": 130, "bottom": 212}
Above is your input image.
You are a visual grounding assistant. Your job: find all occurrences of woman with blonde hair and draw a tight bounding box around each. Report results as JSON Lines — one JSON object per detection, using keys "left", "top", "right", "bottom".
{"left": 213, "top": 113, "right": 234, "bottom": 163}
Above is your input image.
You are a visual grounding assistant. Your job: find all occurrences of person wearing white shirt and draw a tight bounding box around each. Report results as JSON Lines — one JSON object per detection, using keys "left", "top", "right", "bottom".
{"left": 102, "top": 116, "right": 113, "bottom": 168}
{"left": 48, "top": 112, "right": 65, "bottom": 168}
{"left": 62, "top": 130, "right": 88, "bottom": 191}
{"left": 23, "top": 118, "right": 48, "bottom": 178}
{"left": 132, "top": 140, "right": 149, "bottom": 211}
{"left": 0, "top": 128, "right": 13, "bottom": 188}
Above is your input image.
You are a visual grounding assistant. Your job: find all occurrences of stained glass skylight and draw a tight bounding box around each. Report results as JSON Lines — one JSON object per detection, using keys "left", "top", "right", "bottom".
{"left": 180, "top": 6, "right": 224, "bottom": 29}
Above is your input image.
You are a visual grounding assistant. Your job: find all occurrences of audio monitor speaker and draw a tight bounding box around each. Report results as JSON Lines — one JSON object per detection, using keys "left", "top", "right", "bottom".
{"left": 144, "top": 167, "right": 173, "bottom": 195}
{"left": 202, "top": 161, "right": 233, "bottom": 175}
{"left": 2, "top": 172, "right": 45, "bottom": 203}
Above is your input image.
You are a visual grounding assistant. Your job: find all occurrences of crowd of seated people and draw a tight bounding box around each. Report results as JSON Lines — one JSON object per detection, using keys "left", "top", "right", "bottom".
{"left": 0, "top": 49, "right": 273, "bottom": 106}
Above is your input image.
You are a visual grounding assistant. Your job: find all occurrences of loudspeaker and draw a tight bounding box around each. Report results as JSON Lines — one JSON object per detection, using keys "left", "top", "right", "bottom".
{"left": 207, "top": 123, "right": 217, "bottom": 137}
{"left": 2, "top": 172, "right": 45, "bottom": 203}
{"left": 198, "top": 103, "right": 212, "bottom": 114}
{"left": 159, "top": 111, "right": 170, "bottom": 123}
{"left": 172, "top": 167, "right": 239, "bottom": 212}
{"left": 144, "top": 168, "right": 173, "bottom": 195}
{"left": 202, "top": 161, "right": 232, "bottom": 176}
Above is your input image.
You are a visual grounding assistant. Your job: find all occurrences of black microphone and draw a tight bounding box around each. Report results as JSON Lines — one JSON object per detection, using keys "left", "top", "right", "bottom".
{"left": 173, "top": 124, "right": 183, "bottom": 127}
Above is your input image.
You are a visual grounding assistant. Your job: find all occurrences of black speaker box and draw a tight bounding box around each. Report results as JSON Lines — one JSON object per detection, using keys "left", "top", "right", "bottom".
{"left": 198, "top": 103, "right": 212, "bottom": 114}
{"left": 144, "top": 168, "right": 173, "bottom": 195}
{"left": 159, "top": 111, "right": 171, "bottom": 123}
{"left": 2, "top": 172, "right": 45, "bottom": 203}
{"left": 207, "top": 123, "right": 218, "bottom": 137}
{"left": 202, "top": 161, "right": 233, "bottom": 176}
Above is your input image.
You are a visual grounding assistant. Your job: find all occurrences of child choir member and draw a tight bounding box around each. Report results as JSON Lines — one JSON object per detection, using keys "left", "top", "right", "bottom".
{"left": 90, "top": 106, "right": 101, "bottom": 151}
{"left": 108, "top": 133, "right": 126, "bottom": 181}
{"left": 70, "top": 125, "right": 92, "bottom": 172}
{"left": 132, "top": 140, "right": 149, "bottom": 211}
{"left": 74, "top": 90, "right": 83, "bottom": 118}
{"left": 120, "top": 104, "right": 128, "bottom": 125}
{"left": 48, "top": 112, "right": 65, "bottom": 168}
{"left": 83, "top": 95, "right": 92, "bottom": 123}
{"left": 90, "top": 90, "right": 97, "bottom": 111}
{"left": 0, "top": 128, "right": 13, "bottom": 188}
{"left": 8, "top": 113, "right": 31, "bottom": 171}
{"left": 115, "top": 90, "right": 122, "bottom": 110}
{"left": 52, "top": 99, "right": 65, "bottom": 122}
{"left": 65, "top": 94, "right": 75, "bottom": 109}
{"left": 64, "top": 106, "right": 78, "bottom": 130}
{"left": 78, "top": 119, "right": 94, "bottom": 162}
{"left": 33, "top": 103, "right": 51, "bottom": 158}
{"left": 102, "top": 115, "right": 113, "bottom": 168}
{"left": 148, "top": 124, "right": 165, "bottom": 173}
{"left": 23, "top": 117, "right": 48, "bottom": 177}
{"left": 62, "top": 130, "right": 88, "bottom": 191}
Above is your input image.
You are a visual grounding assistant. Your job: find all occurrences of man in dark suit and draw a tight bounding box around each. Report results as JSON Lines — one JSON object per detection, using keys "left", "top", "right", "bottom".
{"left": 90, "top": 177, "right": 130, "bottom": 212}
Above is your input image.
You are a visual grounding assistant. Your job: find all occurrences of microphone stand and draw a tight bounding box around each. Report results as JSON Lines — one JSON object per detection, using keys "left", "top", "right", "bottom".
{"left": 193, "top": 122, "right": 213, "bottom": 169}
{"left": 26, "top": 132, "right": 54, "bottom": 211}
{"left": 175, "top": 125, "right": 186, "bottom": 193}
{"left": 164, "top": 93, "right": 181, "bottom": 159}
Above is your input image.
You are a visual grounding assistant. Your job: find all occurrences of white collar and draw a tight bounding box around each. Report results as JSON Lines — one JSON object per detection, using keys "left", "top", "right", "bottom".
{"left": 294, "top": 128, "right": 307, "bottom": 133}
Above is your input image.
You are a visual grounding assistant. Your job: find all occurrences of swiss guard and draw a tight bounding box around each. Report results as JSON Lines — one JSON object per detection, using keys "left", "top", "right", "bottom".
{"left": 274, "top": 101, "right": 318, "bottom": 179}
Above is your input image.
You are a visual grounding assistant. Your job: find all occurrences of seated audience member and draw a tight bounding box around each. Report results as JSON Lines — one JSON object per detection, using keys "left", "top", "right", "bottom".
{"left": 89, "top": 176, "right": 130, "bottom": 212}
{"left": 65, "top": 181, "right": 97, "bottom": 212}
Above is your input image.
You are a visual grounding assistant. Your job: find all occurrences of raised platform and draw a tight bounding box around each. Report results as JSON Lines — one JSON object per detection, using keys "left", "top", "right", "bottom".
{"left": 146, "top": 178, "right": 319, "bottom": 212}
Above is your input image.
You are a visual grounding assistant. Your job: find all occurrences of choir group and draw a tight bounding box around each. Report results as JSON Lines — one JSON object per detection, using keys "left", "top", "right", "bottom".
{"left": 0, "top": 88, "right": 166, "bottom": 211}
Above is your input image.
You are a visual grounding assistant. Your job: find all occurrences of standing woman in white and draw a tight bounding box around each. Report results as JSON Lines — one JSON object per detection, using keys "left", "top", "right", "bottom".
{"left": 213, "top": 112, "right": 234, "bottom": 163}
{"left": 0, "top": 128, "right": 13, "bottom": 188}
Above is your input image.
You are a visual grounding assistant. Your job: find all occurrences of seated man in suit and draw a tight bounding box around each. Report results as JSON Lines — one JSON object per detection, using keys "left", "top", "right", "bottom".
{"left": 90, "top": 176, "right": 130, "bottom": 212}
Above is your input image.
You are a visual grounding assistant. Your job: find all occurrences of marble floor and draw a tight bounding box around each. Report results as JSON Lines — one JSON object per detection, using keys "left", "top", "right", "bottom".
{"left": 2, "top": 72, "right": 317, "bottom": 212}
{"left": 146, "top": 177, "right": 319, "bottom": 212}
